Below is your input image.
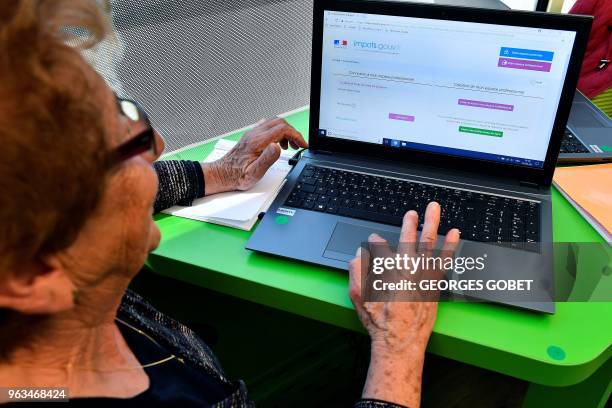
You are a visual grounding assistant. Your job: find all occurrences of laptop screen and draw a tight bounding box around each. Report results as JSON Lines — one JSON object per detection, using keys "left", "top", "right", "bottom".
{"left": 317, "top": 10, "right": 577, "bottom": 168}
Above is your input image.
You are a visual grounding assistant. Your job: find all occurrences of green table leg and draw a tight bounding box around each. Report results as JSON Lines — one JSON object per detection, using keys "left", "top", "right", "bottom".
{"left": 522, "top": 357, "right": 611, "bottom": 408}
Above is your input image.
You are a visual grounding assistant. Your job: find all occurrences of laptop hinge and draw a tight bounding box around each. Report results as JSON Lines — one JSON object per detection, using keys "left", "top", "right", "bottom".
{"left": 313, "top": 150, "right": 334, "bottom": 155}
{"left": 519, "top": 180, "right": 539, "bottom": 189}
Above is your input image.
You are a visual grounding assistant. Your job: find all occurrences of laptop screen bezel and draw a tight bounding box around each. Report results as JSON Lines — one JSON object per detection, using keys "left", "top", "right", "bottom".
{"left": 308, "top": 0, "right": 592, "bottom": 187}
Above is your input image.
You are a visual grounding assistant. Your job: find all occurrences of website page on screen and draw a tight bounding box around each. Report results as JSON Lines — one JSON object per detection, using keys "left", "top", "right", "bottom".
{"left": 318, "top": 11, "right": 576, "bottom": 168}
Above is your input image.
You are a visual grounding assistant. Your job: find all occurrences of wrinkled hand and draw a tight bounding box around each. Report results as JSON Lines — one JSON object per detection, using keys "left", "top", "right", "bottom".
{"left": 203, "top": 118, "right": 308, "bottom": 195}
{"left": 348, "top": 202, "right": 460, "bottom": 355}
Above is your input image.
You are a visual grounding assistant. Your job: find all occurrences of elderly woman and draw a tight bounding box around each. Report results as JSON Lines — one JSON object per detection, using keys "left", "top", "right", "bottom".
{"left": 0, "top": 1, "right": 459, "bottom": 407}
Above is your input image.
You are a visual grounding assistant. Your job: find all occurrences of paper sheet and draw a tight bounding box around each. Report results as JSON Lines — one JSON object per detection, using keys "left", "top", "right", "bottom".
{"left": 163, "top": 139, "right": 294, "bottom": 230}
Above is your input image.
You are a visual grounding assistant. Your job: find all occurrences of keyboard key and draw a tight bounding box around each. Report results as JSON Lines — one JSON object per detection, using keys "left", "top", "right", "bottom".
{"left": 326, "top": 206, "right": 338, "bottom": 214}
{"left": 286, "top": 197, "right": 301, "bottom": 207}
{"left": 297, "top": 183, "right": 315, "bottom": 193}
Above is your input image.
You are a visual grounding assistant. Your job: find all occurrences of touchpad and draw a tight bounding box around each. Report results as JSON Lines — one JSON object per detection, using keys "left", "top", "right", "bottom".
{"left": 323, "top": 222, "right": 400, "bottom": 262}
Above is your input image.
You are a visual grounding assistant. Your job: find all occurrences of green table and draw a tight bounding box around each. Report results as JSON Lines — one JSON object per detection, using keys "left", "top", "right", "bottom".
{"left": 149, "top": 108, "right": 612, "bottom": 408}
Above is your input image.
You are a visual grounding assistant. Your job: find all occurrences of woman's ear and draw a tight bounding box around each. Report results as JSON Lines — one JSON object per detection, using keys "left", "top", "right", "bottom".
{"left": 0, "top": 255, "right": 76, "bottom": 314}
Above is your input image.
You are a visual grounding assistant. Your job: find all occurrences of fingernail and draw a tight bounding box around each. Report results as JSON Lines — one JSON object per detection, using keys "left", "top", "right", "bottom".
{"left": 428, "top": 201, "right": 439, "bottom": 208}
{"left": 369, "top": 233, "right": 379, "bottom": 240}
{"left": 404, "top": 210, "right": 418, "bottom": 222}
{"left": 356, "top": 247, "right": 362, "bottom": 256}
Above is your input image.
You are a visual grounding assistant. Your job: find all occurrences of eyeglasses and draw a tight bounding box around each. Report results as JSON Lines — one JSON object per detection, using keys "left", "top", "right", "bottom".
{"left": 107, "top": 95, "right": 159, "bottom": 168}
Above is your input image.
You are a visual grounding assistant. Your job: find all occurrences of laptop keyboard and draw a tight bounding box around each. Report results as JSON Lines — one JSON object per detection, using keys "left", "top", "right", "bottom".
{"left": 284, "top": 165, "right": 541, "bottom": 249}
{"left": 560, "top": 129, "right": 589, "bottom": 153}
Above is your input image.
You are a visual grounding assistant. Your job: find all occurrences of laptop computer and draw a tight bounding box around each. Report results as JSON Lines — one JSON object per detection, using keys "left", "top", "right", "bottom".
{"left": 247, "top": 0, "right": 592, "bottom": 313}
{"left": 559, "top": 90, "right": 612, "bottom": 163}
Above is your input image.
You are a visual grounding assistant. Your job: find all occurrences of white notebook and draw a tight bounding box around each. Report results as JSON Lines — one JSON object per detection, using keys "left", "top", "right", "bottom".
{"left": 162, "top": 139, "right": 293, "bottom": 230}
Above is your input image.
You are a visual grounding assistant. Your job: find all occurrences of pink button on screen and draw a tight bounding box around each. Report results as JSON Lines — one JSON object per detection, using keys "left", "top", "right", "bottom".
{"left": 388, "top": 113, "right": 415, "bottom": 122}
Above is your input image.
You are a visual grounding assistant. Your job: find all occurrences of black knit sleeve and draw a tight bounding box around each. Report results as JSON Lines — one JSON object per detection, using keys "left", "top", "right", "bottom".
{"left": 354, "top": 399, "right": 408, "bottom": 408}
{"left": 153, "top": 160, "right": 205, "bottom": 213}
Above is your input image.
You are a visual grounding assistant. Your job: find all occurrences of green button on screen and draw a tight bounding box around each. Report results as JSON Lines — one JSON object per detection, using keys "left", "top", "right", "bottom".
{"left": 459, "top": 126, "right": 503, "bottom": 137}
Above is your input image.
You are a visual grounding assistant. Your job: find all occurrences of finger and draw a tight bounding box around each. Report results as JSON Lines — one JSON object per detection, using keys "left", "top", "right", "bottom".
{"left": 259, "top": 123, "right": 308, "bottom": 149}
{"left": 437, "top": 228, "right": 461, "bottom": 280}
{"left": 280, "top": 139, "right": 289, "bottom": 150}
{"left": 368, "top": 233, "right": 394, "bottom": 261}
{"left": 348, "top": 246, "right": 367, "bottom": 304}
{"left": 441, "top": 228, "right": 461, "bottom": 256}
{"left": 417, "top": 203, "right": 443, "bottom": 289}
{"left": 419, "top": 201, "right": 441, "bottom": 255}
{"left": 348, "top": 246, "right": 373, "bottom": 325}
{"left": 289, "top": 140, "right": 300, "bottom": 150}
{"left": 398, "top": 210, "right": 418, "bottom": 257}
{"left": 367, "top": 233, "right": 397, "bottom": 300}
{"left": 244, "top": 143, "right": 281, "bottom": 183}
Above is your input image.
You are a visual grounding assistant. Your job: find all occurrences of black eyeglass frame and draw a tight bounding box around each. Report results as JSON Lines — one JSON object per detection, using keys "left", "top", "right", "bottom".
{"left": 107, "top": 95, "right": 157, "bottom": 168}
